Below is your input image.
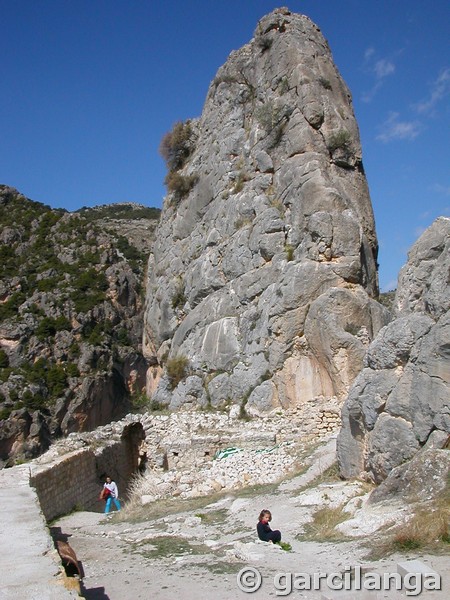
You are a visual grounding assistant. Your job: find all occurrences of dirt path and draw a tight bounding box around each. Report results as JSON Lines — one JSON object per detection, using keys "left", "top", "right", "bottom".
{"left": 54, "top": 439, "right": 449, "bottom": 599}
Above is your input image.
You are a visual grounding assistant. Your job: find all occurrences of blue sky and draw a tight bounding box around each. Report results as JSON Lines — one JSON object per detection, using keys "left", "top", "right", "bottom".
{"left": 1, "top": 1, "right": 449, "bottom": 292}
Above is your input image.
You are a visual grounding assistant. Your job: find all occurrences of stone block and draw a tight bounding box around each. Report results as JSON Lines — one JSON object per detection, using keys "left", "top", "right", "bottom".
{"left": 397, "top": 559, "right": 439, "bottom": 578}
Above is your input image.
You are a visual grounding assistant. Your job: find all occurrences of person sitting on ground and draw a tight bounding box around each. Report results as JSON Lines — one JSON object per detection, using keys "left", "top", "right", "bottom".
{"left": 101, "top": 475, "right": 121, "bottom": 514}
{"left": 256, "top": 509, "right": 281, "bottom": 543}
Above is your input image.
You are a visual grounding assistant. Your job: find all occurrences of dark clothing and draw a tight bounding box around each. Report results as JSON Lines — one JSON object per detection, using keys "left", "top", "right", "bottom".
{"left": 257, "top": 521, "right": 281, "bottom": 543}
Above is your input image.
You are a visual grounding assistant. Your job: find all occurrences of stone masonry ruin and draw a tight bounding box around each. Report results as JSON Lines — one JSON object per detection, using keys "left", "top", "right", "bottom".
{"left": 25, "top": 393, "right": 342, "bottom": 520}
{"left": 29, "top": 421, "right": 144, "bottom": 521}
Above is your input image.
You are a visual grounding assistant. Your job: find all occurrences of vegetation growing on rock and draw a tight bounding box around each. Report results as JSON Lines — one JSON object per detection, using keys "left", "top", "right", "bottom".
{"left": 159, "top": 120, "right": 199, "bottom": 205}
{"left": 0, "top": 185, "right": 160, "bottom": 465}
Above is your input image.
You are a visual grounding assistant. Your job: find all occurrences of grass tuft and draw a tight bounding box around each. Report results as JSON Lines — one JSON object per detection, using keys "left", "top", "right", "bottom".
{"left": 366, "top": 480, "right": 450, "bottom": 559}
{"left": 300, "top": 505, "right": 350, "bottom": 542}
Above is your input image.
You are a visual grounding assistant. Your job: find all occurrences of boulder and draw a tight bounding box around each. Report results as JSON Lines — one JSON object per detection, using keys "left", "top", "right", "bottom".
{"left": 369, "top": 448, "right": 450, "bottom": 504}
{"left": 338, "top": 217, "right": 450, "bottom": 482}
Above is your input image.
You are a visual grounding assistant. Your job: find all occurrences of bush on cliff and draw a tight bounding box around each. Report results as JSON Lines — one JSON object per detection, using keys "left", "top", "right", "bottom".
{"left": 166, "top": 355, "right": 189, "bottom": 390}
{"left": 159, "top": 120, "right": 194, "bottom": 171}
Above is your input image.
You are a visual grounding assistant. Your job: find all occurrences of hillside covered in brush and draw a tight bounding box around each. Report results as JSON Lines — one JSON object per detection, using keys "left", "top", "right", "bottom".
{"left": 0, "top": 185, "right": 160, "bottom": 465}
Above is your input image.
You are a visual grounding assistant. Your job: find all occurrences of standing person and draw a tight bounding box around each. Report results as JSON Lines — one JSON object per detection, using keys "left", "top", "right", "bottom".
{"left": 256, "top": 509, "right": 281, "bottom": 543}
{"left": 101, "top": 476, "right": 121, "bottom": 514}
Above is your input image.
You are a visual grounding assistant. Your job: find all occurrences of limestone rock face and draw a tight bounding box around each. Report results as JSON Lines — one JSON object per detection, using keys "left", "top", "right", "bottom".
{"left": 337, "top": 217, "right": 450, "bottom": 482}
{"left": 369, "top": 448, "right": 450, "bottom": 504}
{"left": 143, "top": 8, "right": 388, "bottom": 413}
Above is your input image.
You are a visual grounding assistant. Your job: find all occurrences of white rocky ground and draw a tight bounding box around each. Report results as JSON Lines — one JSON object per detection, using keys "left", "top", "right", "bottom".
{"left": 54, "top": 435, "right": 449, "bottom": 600}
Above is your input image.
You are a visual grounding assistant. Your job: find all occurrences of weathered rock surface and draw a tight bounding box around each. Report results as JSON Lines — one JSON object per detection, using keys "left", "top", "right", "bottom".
{"left": 143, "top": 8, "right": 389, "bottom": 414}
{"left": 0, "top": 187, "right": 160, "bottom": 465}
{"left": 337, "top": 217, "right": 450, "bottom": 483}
{"left": 369, "top": 448, "right": 450, "bottom": 504}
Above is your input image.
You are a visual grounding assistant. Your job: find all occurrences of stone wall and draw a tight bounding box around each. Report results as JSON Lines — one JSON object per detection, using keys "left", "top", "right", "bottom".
{"left": 30, "top": 421, "right": 144, "bottom": 521}
{"left": 95, "top": 422, "right": 144, "bottom": 493}
{"left": 315, "top": 407, "right": 341, "bottom": 436}
{"left": 159, "top": 430, "right": 277, "bottom": 471}
{"left": 31, "top": 448, "right": 99, "bottom": 521}
{"left": 25, "top": 403, "right": 342, "bottom": 521}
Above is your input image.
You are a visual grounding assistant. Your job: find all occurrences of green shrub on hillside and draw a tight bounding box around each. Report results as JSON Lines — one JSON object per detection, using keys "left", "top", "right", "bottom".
{"left": 159, "top": 121, "right": 198, "bottom": 204}
{"left": 82, "top": 320, "right": 113, "bottom": 345}
{"left": 55, "top": 215, "right": 84, "bottom": 234}
{"left": 66, "top": 363, "right": 80, "bottom": 377}
{"left": 36, "top": 316, "right": 71, "bottom": 340}
{"left": 70, "top": 268, "right": 109, "bottom": 312}
{"left": 35, "top": 211, "right": 61, "bottom": 234}
{"left": 318, "top": 76, "right": 332, "bottom": 90}
{"left": 0, "top": 406, "right": 12, "bottom": 420}
{"left": 21, "top": 390, "right": 47, "bottom": 410}
{"left": 21, "top": 358, "right": 46, "bottom": 384}
{"left": 0, "top": 191, "right": 51, "bottom": 230}
{"left": 285, "top": 243, "right": 295, "bottom": 261}
{"left": 72, "top": 268, "right": 108, "bottom": 293}
{"left": 233, "top": 171, "right": 250, "bottom": 194}
{"left": 20, "top": 358, "right": 68, "bottom": 401}
{"left": 0, "top": 368, "right": 12, "bottom": 383}
{"left": 37, "top": 277, "right": 60, "bottom": 292}
{"left": 69, "top": 342, "right": 80, "bottom": 357}
{"left": 73, "top": 291, "right": 107, "bottom": 313}
{"left": 377, "top": 290, "right": 396, "bottom": 310}
{"left": 130, "top": 391, "right": 149, "bottom": 411}
{"left": 46, "top": 364, "right": 68, "bottom": 397}
{"left": 77, "top": 249, "right": 102, "bottom": 267}
{"left": 257, "top": 35, "right": 273, "bottom": 52}
{"left": 0, "top": 349, "right": 9, "bottom": 368}
{"left": 255, "top": 100, "right": 285, "bottom": 131}
{"left": 171, "top": 279, "right": 186, "bottom": 309}
{"left": 0, "top": 246, "right": 17, "bottom": 277}
{"left": 77, "top": 204, "right": 160, "bottom": 221}
{"left": 117, "top": 235, "right": 142, "bottom": 262}
{"left": 0, "top": 292, "right": 26, "bottom": 322}
{"left": 115, "top": 328, "right": 131, "bottom": 345}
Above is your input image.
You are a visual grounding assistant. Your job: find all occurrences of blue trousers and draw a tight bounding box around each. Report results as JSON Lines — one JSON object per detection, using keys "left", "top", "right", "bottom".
{"left": 104, "top": 497, "right": 121, "bottom": 513}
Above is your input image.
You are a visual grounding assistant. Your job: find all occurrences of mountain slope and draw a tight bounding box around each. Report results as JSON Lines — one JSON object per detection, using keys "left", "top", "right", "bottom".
{"left": 0, "top": 185, "right": 160, "bottom": 465}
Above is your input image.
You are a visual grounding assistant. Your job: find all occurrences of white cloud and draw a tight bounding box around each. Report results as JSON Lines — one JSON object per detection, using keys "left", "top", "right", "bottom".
{"left": 361, "top": 81, "right": 382, "bottom": 103}
{"left": 415, "top": 67, "right": 450, "bottom": 115}
{"left": 364, "top": 47, "right": 375, "bottom": 61}
{"left": 376, "top": 112, "right": 422, "bottom": 143}
{"left": 361, "top": 50, "right": 395, "bottom": 103}
{"left": 374, "top": 59, "right": 395, "bottom": 79}
{"left": 432, "top": 183, "right": 450, "bottom": 197}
